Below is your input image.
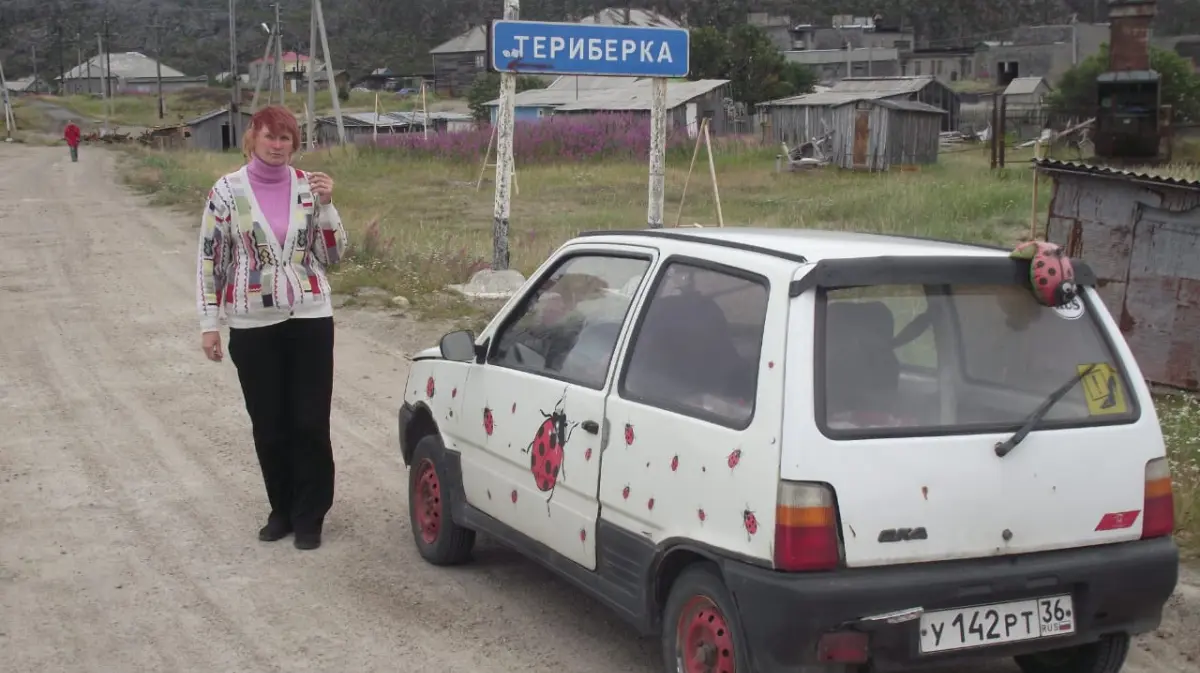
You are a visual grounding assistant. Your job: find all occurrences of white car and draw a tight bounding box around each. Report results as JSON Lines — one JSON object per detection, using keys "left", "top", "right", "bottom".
{"left": 396, "top": 228, "right": 1179, "bottom": 673}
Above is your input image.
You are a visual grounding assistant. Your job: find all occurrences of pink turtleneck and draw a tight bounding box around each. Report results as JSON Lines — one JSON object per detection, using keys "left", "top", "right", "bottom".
{"left": 247, "top": 154, "right": 296, "bottom": 306}
{"left": 246, "top": 154, "right": 292, "bottom": 248}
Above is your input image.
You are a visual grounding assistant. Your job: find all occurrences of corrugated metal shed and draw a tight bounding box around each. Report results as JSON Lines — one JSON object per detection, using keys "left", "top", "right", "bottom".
{"left": 1035, "top": 158, "right": 1200, "bottom": 391}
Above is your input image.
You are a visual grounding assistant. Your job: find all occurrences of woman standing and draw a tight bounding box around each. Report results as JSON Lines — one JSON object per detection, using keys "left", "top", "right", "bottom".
{"left": 195, "top": 105, "right": 347, "bottom": 551}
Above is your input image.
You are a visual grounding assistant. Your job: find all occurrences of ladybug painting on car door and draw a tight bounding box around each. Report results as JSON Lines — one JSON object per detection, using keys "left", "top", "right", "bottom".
{"left": 522, "top": 390, "right": 578, "bottom": 514}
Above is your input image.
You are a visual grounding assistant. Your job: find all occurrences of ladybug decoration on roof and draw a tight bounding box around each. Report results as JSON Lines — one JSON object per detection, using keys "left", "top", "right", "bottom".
{"left": 1010, "top": 241, "right": 1077, "bottom": 308}
{"left": 521, "top": 390, "right": 578, "bottom": 514}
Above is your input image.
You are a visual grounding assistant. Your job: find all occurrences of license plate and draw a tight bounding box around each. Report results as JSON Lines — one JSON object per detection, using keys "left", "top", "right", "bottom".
{"left": 918, "top": 594, "right": 1076, "bottom": 654}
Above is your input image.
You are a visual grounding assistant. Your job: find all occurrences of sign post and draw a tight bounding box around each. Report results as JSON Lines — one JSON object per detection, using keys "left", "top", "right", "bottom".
{"left": 489, "top": 18, "right": 690, "bottom": 251}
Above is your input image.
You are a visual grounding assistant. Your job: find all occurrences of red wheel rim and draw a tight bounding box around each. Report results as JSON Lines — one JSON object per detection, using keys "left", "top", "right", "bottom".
{"left": 677, "top": 595, "right": 736, "bottom": 673}
{"left": 414, "top": 459, "right": 441, "bottom": 545}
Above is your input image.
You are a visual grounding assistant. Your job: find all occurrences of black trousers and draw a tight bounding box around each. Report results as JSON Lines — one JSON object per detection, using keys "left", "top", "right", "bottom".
{"left": 228, "top": 317, "right": 335, "bottom": 535}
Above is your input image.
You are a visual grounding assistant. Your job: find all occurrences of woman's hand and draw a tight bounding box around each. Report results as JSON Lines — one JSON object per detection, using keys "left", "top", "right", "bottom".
{"left": 202, "top": 331, "right": 224, "bottom": 362}
{"left": 309, "top": 171, "right": 334, "bottom": 205}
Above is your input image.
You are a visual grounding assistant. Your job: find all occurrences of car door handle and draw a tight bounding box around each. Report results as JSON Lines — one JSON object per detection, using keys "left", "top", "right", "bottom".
{"left": 581, "top": 420, "right": 600, "bottom": 434}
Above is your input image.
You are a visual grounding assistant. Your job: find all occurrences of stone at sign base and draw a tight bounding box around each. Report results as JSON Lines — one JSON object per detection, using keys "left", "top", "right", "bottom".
{"left": 447, "top": 269, "right": 526, "bottom": 300}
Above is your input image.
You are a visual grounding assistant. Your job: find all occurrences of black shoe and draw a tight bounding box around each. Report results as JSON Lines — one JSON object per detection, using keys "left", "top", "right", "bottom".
{"left": 294, "top": 532, "right": 321, "bottom": 550}
{"left": 258, "top": 517, "right": 293, "bottom": 542}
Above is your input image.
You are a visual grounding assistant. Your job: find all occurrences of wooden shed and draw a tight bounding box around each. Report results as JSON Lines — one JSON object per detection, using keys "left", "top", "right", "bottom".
{"left": 187, "top": 107, "right": 253, "bottom": 152}
{"left": 1034, "top": 158, "right": 1200, "bottom": 391}
{"left": 829, "top": 76, "right": 961, "bottom": 131}
{"left": 828, "top": 98, "right": 945, "bottom": 171}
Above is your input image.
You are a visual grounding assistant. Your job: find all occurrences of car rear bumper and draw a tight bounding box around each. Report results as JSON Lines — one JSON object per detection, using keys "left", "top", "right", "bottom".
{"left": 722, "top": 537, "right": 1179, "bottom": 672}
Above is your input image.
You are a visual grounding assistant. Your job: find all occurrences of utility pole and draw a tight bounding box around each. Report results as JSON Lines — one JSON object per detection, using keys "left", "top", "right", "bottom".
{"left": 306, "top": 0, "right": 317, "bottom": 148}
{"left": 229, "top": 0, "right": 242, "bottom": 146}
{"left": 97, "top": 32, "right": 109, "bottom": 132}
{"left": 313, "top": 0, "right": 345, "bottom": 144}
{"left": 273, "top": 3, "right": 285, "bottom": 103}
{"left": 104, "top": 13, "right": 112, "bottom": 100}
{"left": 31, "top": 47, "right": 39, "bottom": 93}
{"left": 251, "top": 31, "right": 276, "bottom": 112}
{"left": 492, "top": 0, "right": 519, "bottom": 269}
{"left": 153, "top": 14, "right": 164, "bottom": 119}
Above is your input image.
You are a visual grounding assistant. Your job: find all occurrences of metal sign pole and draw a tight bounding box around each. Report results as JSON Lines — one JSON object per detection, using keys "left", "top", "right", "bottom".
{"left": 647, "top": 77, "right": 667, "bottom": 229}
{"left": 491, "top": 0, "right": 520, "bottom": 271}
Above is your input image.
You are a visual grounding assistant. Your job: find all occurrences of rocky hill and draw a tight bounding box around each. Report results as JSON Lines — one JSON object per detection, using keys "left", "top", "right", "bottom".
{"left": 1, "top": 1, "right": 1197, "bottom": 84}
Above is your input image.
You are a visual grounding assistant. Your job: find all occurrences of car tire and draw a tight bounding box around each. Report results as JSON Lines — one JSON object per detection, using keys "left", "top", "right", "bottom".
{"left": 661, "top": 562, "right": 751, "bottom": 673}
{"left": 409, "top": 433, "right": 475, "bottom": 566}
{"left": 1014, "top": 633, "right": 1130, "bottom": 673}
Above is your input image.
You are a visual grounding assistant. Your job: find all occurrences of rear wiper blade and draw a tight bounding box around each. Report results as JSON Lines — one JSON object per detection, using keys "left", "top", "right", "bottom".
{"left": 995, "top": 363, "right": 1097, "bottom": 458}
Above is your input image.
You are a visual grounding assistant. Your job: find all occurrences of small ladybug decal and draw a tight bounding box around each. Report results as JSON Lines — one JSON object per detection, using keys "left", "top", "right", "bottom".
{"left": 647, "top": 497, "right": 656, "bottom": 510}
{"left": 727, "top": 448, "right": 743, "bottom": 471}
{"left": 768, "top": 361, "right": 775, "bottom": 369}
{"left": 452, "top": 387, "right": 458, "bottom": 398}
{"left": 483, "top": 406, "right": 495, "bottom": 436}
{"left": 624, "top": 423, "right": 635, "bottom": 446}
{"left": 521, "top": 390, "right": 578, "bottom": 512}
{"left": 511, "top": 489, "right": 518, "bottom": 503}
{"left": 698, "top": 508, "right": 707, "bottom": 523}
{"left": 584, "top": 448, "right": 593, "bottom": 461}
{"left": 487, "top": 489, "right": 492, "bottom": 500}
{"left": 425, "top": 376, "right": 435, "bottom": 398}
{"left": 743, "top": 507, "right": 759, "bottom": 540}
{"left": 622, "top": 485, "right": 631, "bottom": 500}
{"left": 670, "top": 454, "right": 679, "bottom": 472}
{"left": 579, "top": 529, "right": 587, "bottom": 543}
{"left": 511, "top": 402, "right": 517, "bottom": 413}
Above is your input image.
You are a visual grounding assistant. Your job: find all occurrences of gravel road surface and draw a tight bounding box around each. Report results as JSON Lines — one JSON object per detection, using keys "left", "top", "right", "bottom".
{"left": 0, "top": 144, "right": 1195, "bottom": 673}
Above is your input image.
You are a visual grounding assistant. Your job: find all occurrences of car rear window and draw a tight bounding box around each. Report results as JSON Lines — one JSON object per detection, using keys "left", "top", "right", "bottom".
{"left": 817, "top": 283, "right": 1139, "bottom": 437}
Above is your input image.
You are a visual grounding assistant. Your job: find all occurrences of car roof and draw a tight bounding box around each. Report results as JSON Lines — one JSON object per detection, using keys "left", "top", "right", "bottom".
{"left": 575, "top": 227, "right": 1010, "bottom": 264}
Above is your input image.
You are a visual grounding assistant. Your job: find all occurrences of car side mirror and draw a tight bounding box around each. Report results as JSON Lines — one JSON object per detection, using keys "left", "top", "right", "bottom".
{"left": 439, "top": 330, "right": 477, "bottom": 362}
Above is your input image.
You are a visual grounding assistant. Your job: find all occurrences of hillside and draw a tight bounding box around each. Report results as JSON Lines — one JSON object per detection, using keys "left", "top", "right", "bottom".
{"left": 2, "top": 1, "right": 1198, "bottom": 84}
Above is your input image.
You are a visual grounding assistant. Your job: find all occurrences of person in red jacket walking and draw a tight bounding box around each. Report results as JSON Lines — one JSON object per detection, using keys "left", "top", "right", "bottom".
{"left": 63, "top": 120, "right": 81, "bottom": 162}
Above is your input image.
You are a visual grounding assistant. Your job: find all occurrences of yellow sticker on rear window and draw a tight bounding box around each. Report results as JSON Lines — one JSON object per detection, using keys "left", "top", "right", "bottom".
{"left": 1078, "top": 363, "right": 1127, "bottom": 416}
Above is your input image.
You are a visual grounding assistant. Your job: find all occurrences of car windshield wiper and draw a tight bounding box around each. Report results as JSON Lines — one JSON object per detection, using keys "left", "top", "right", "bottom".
{"left": 994, "top": 363, "right": 1097, "bottom": 458}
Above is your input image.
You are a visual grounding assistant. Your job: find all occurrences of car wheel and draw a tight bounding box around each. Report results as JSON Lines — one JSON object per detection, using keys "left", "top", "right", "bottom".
{"left": 409, "top": 434, "right": 475, "bottom": 565}
{"left": 1014, "top": 633, "right": 1130, "bottom": 673}
{"left": 661, "top": 563, "right": 751, "bottom": 673}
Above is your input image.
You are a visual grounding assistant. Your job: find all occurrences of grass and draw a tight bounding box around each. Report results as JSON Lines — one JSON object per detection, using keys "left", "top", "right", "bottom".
{"left": 41, "top": 86, "right": 461, "bottom": 129}
{"left": 118, "top": 135, "right": 1200, "bottom": 552}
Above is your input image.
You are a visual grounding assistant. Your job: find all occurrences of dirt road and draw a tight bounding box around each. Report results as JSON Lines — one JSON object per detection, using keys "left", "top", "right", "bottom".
{"left": 0, "top": 144, "right": 1196, "bottom": 673}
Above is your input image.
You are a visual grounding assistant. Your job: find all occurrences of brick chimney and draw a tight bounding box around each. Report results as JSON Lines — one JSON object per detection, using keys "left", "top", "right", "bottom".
{"left": 1108, "top": 0, "right": 1157, "bottom": 71}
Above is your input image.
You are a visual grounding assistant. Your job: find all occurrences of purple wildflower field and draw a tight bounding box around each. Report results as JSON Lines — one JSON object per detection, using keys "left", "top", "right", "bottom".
{"left": 364, "top": 113, "right": 698, "bottom": 163}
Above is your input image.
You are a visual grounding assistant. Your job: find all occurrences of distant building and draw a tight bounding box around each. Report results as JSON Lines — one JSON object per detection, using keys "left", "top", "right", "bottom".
{"left": 1002, "top": 76, "right": 1053, "bottom": 109}
{"left": 3, "top": 74, "right": 52, "bottom": 95}
{"left": 902, "top": 47, "right": 979, "bottom": 84}
{"left": 58, "top": 52, "right": 206, "bottom": 95}
{"left": 248, "top": 52, "right": 320, "bottom": 91}
{"left": 977, "top": 23, "right": 1110, "bottom": 86}
{"left": 482, "top": 77, "right": 734, "bottom": 136}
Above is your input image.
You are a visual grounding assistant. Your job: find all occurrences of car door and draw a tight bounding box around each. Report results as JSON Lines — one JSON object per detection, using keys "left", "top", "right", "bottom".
{"left": 457, "top": 244, "right": 657, "bottom": 569}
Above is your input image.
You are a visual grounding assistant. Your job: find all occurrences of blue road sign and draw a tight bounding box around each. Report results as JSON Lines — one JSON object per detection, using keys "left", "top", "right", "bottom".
{"left": 490, "top": 20, "right": 690, "bottom": 78}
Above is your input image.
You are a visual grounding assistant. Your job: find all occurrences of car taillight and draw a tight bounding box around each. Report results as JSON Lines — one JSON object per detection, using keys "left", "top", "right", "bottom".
{"left": 1141, "top": 457, "right": 1175, "bottom": 539}
{"left": 775, "top": 481, "right": 841, "bottom": 571}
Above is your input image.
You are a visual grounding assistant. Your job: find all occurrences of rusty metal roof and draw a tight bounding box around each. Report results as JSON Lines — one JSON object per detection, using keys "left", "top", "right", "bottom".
{"left": 1032, "top": 158, "right": 1200, "bottom": 190}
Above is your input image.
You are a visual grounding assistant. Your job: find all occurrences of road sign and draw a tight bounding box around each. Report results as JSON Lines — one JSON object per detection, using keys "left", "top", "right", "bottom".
{"left": 489, "top": 19, "right": 690, "bottom": 78}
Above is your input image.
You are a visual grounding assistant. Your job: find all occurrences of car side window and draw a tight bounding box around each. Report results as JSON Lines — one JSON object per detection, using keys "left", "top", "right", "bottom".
{"left": 488, "top": 253, "right": 651, "bottom": 389}
{"left": 620, "top": 260, "right": 769, "bottom": 429}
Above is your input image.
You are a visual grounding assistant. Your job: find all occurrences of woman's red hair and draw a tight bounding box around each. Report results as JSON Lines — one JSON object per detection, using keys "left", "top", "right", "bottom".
{"left": 242, "top": 105, "right": 301, "bottom": 157}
